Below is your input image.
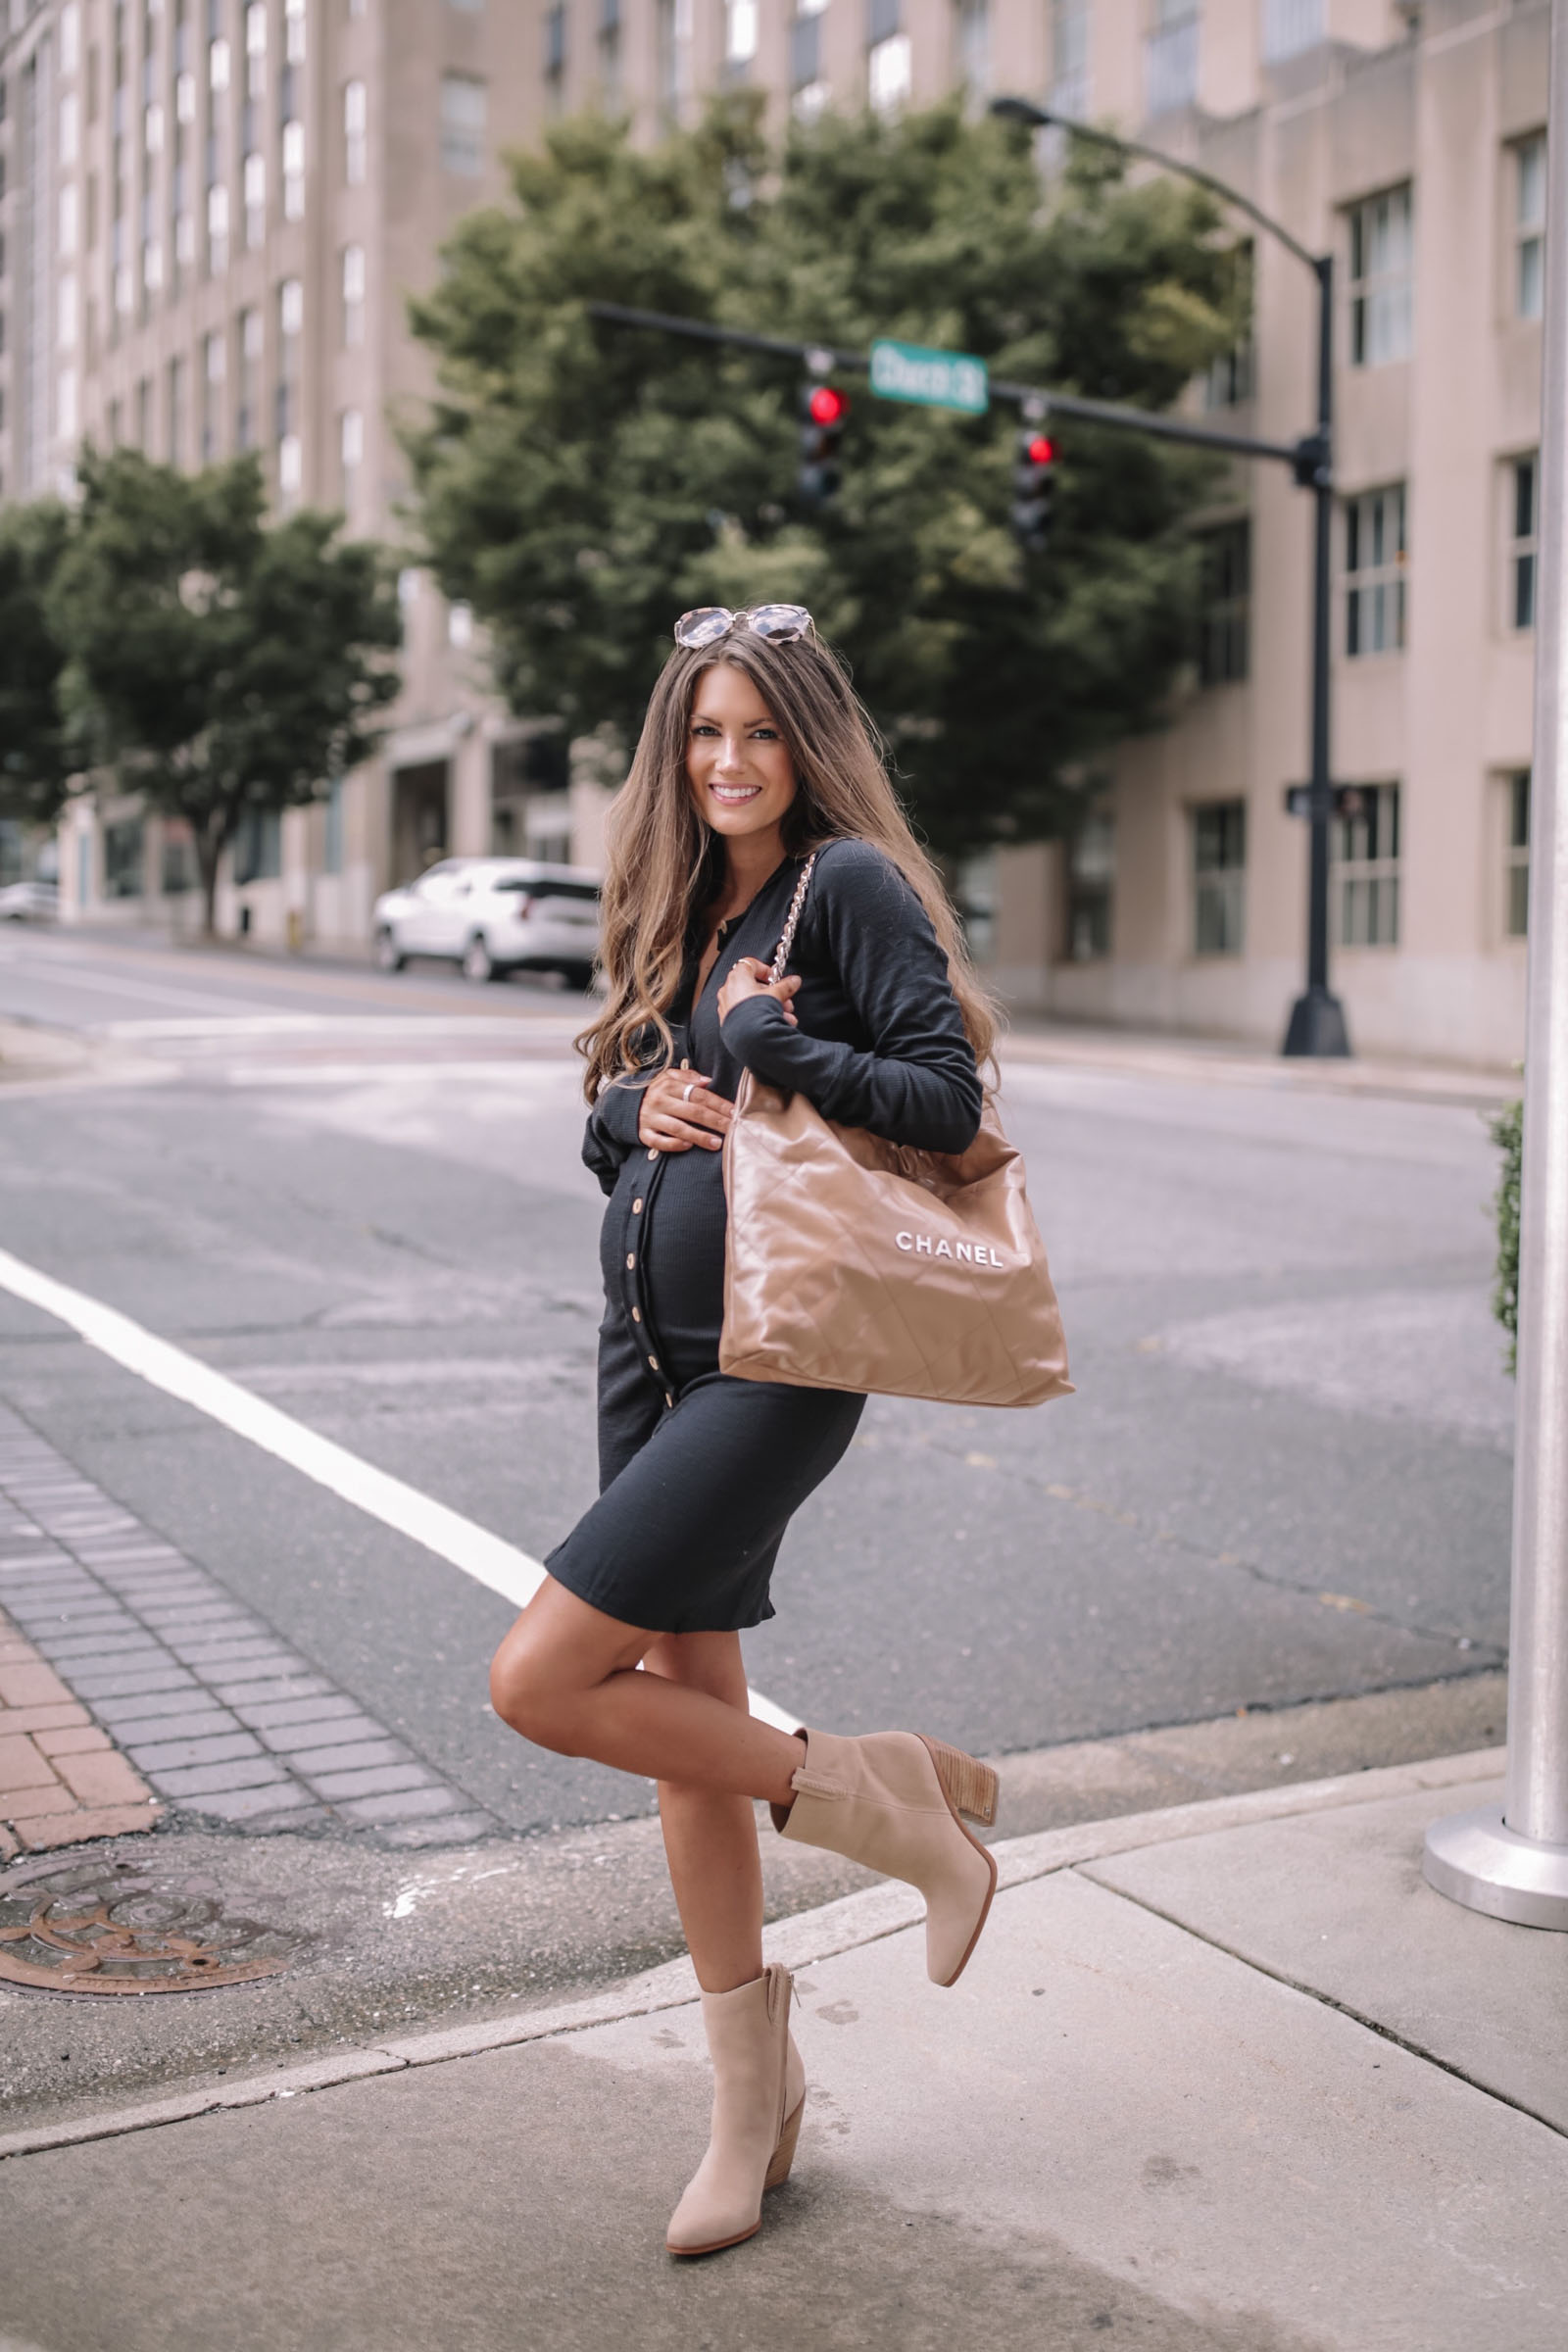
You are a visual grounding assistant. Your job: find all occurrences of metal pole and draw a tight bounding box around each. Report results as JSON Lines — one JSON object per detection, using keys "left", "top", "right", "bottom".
{"left": 1283, "top": 257, "right": 1349, "bottom": 1055}
{"left": 1424, "top": 0, "right": 1568, "bottom": 1927}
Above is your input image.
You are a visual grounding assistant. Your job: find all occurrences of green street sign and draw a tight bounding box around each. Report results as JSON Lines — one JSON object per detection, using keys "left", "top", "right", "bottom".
{"left": 868, "top": 339, "right": 990, "bottom": 416}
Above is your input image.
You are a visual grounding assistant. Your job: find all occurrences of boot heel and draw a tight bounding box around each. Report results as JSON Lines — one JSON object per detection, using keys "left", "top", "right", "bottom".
{"left": 926, "top": 1740, "right": 999, "bottom": 1828}
{"left": 764, "top": 2094, "right": 805, "bottom": 2192}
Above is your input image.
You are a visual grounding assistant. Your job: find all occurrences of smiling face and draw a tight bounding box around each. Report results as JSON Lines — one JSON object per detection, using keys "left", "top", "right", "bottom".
{"left": 684, "top": 660, "right": 798, "bottom": 856}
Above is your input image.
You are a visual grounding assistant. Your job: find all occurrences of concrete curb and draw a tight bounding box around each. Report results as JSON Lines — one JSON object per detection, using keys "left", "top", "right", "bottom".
{"left": 0, "top": 1742, "right": 1504, "bottom": 2167}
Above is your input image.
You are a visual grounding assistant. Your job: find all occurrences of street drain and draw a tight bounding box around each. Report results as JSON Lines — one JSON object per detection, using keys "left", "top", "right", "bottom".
{"left": 0, "top": 1855, "right": 307, "bottom": 1995}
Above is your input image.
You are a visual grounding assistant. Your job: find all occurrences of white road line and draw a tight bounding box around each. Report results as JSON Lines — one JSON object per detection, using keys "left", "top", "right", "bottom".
{"left": 0, "top": 1245, "right": 798, "bottom": 1734}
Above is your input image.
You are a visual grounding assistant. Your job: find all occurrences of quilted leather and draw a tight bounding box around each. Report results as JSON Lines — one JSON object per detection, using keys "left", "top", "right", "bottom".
{"left": 719, "top": 1073, "right": 1073, "bottom": 1408}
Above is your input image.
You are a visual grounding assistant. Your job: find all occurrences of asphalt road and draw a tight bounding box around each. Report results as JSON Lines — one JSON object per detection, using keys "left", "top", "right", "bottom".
{"left": 0, "top": 925, "right": 1513, "bottom": 1840}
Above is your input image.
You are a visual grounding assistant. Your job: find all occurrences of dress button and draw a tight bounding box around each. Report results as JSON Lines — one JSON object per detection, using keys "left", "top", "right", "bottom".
{"left": 648, "top": 1354, "right": 659, "bottom": 1371}
{"left": 625, "top": 1252, "right": 635, "bottom": 1269}
{"left": 632, "top": 1199, "right": 643, "bottom": 1214}
{"left": 647, "top": 1147, "right": 658, "bottom": 1160}
{"left": 664, "top": 1392, "right": 674, "bottom": 1408}
{"left": 631, "top": 1306, "right": 642, "bottom": 1323}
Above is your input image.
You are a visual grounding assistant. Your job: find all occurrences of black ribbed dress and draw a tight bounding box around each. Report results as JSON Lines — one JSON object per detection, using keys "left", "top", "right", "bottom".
{"left": 544, "top": 838, "right": 983, "bottom": 1634}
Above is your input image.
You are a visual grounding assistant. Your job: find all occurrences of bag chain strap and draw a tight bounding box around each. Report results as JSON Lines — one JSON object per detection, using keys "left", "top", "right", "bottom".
{"left": 767, "top": 852, "right": 818, "bottom": 986}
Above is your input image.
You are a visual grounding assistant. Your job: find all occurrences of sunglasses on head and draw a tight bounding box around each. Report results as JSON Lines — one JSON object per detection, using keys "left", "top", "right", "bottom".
{"left": 673, "top": 605, "right": 815, "bottom": 651}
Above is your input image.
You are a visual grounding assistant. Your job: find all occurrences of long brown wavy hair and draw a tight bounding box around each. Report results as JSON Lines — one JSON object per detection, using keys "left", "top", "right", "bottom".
{"left": 577, "top": 624, "right": 996, "bottom": 1102}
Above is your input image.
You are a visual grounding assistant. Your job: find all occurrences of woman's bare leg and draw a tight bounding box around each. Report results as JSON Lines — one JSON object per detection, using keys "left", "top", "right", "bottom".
{"left": 644, "top": 1631, "right": 765, "bottom": 1994}
{"left": 489, "top": 1573, "right": 804, "bottom": 1808}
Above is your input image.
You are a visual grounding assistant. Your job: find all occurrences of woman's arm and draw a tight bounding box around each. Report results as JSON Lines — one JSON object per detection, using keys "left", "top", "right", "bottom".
{"left": 581, "top": 1078, "right": 649, "bottom": 1196}
{"left": 719, "top": 841, "right": 984, "bottom": 1155}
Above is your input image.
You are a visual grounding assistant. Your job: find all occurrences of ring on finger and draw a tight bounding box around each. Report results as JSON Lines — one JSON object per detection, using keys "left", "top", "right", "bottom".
{"left": 681, "top": 1082, "right": 695, "bottom": 1102}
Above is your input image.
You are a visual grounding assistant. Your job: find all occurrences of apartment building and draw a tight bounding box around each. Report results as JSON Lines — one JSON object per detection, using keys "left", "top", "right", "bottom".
{"left": 0, "top": 0, "right": 1546, "bottom": 1064}
{"left": 0, "top": 0, "right": 609, "bottom": 946}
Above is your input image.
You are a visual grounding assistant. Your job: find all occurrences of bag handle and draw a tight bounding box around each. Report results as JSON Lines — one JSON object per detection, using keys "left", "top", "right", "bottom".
{"left": 768, "top": 851, "right": 818, "bottom": 985}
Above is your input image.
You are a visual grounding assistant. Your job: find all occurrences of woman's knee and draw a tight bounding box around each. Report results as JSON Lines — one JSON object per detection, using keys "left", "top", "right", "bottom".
{"left": 489, "top": 1630, "right": 581, "bottom": 1751}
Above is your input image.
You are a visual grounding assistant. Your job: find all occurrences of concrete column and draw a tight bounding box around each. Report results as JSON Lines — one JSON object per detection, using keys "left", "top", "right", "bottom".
{"left": 449, "top": 724, "right": 491, "bottom": 858}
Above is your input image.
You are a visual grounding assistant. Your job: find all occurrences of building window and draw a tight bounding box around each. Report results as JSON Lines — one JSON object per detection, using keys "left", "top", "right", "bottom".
{"left": 340, "top": 406, "right": 363, "bottom": 506}
{"left": 202, "top": 326, "right": 224, "bottom": 461}
{"left": 1505, "top": 771, "right": 1530, "bottom": 938}
{"left": 1065, "top": 808, "right": 1113, "bottom": 961}
{"left": 342, "top": 242, "right": 365, "bottom": 346}
{"left": 1145, "top": 0, "right": 1198, "bottom": 118}
{"left": 1202, "top": 242, "right": 1252, "bottom": 409}
{"left": 1348, "top": 184, "right": 1412, "bottom": 367}
{"left": 1263, "top": 0, "right": 1323, "bottom": 62}
{"left": 136, "top": 374, "right": 153, "bottom": 450}
{"left": 726, "top": 0, "right": 760, "bottom": 75}
{"left": 440, "top": 73, "right": 485, "bottom": 174}
{"left": 1049, "top": 0, "right": 1089, "bottom": 117}
{"left": 867, "top": 0, "right": 908, "bottom": 113}
{"left": 657, "top": 0, "right": 692, "bottom": 123}
{"left": 544, "top": 3, "right": 566, "bottom": 108}
{"left": 104, "top": 816, "right": 146, "bottom": 900}
{"left": 599, "top": 0, "right": 622, "bottom": 104}
{"left": 448, "top": 601, "right": 474, "bottom": 649}
{"left": 207, "top": 180, "right": 229, "bottom": 273}
{"left": 168, "top": 353, "right": 186, "bottom": 465}
{"left": 277, "top": 276, "right": 303, "bottom": 504}
{"left": 1333, "top": 784, "right": 1399, "bottom": 949}
{"left": 282, "top": 117, "right": 305, "bottom": 219}
{"left": 790, "top": 0, "right": 827, "bottom": 108}
{"left": 1193, "top": 802, "right": 1246, "bottom": 956}
{"left": 236, "top": 304, "right": 261, "bottom": 448}
{"left": 1197, "top": 518, "right": 1250, "bottom": 685}
{"left": 285, "top": 0, "right": 307, "bottom": 63}
{"left": 344, "top": 78, "right": 367, "bottom": 183}
{"left": 243, "top": 149, "right": 266, "bottom": 246}
{"left": 1345, "top": 483, "right": 1406, "bottom": 658}
{"left": 234, "top": 807, "right": 282, "bottom": 885}
{"left": 954, "top": 0, "right": 989, "bottom": 98}
{"left": 1514, "top": 133, "right": 1544, "bottom": 321}
{"left": 1509, "top": 454, "right": 1538, "bottom": 631}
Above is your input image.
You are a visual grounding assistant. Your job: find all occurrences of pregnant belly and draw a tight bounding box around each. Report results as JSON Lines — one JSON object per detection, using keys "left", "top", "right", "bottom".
{"left": 642, "top": 1147, "right": 728, "bottom": 1371}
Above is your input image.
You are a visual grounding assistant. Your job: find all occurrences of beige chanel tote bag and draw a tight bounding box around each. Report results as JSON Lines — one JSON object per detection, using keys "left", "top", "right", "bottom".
{"left": 719, "top": 858, "right": 1073, "bottom": 1409}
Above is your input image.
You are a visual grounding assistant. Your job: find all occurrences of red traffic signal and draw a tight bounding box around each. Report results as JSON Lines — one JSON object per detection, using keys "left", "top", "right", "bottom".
{"left": 800, "top": 379, "right": 849, "bottom": 507}
{"left": 1024, "top": 433, "right": 1055, "bottom": 466}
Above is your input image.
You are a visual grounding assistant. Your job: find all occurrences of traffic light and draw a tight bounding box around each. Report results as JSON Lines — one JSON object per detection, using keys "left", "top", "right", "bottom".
{"left": 1010, "top": 428, "right": 1056, "bottom": 553}
{"left": 799, "top": 380, "right": 849, "bottom": 508}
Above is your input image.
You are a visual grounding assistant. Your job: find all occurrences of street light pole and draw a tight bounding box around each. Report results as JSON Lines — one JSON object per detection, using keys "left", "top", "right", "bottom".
{"left": 991, "top": 98, "right": 1348, "bottom": 1056}
{"left": 1423, "top": 0, "right": 1568, "bottom": 1931}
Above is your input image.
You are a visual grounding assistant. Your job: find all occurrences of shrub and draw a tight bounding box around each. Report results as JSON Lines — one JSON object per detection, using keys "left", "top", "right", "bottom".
{"left": 1492, "top": 1098, "right": 1521, "bottom": 1375}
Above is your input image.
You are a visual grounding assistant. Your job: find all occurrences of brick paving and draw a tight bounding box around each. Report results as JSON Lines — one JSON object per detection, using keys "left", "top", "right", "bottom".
{"left": 0, "top": 1614, "right": 161, "bottom": 1857}
{"left": 0, "top": 1406, "right": 498, "bottom": 1849}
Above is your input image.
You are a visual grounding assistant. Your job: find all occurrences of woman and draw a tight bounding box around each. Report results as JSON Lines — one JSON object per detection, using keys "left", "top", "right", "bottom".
{"left": 490, "top": 603, "right": 1002, "bottom": 2259}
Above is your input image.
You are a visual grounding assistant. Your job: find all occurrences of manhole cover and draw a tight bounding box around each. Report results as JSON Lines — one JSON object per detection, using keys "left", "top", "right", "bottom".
{"left": 0, "top": 1856, "right": 306, "bottom": 1995}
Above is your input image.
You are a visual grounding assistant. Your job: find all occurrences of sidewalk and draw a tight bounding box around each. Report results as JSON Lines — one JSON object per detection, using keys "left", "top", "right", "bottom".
{"left": 2, "top": 1748, "right": 1562, "bottom": 2352}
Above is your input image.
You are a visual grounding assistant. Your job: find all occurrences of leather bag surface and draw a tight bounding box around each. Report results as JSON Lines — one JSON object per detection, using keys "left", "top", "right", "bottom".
{"left": 718, "top": 857, "right": 1072, "bottom": 1408}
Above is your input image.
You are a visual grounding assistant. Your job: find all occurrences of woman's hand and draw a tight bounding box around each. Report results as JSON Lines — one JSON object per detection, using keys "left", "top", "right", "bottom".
{"left": 717, "top": 957, "right": 801, "bottom": 1029}
{"left": 637, "top": 1067, "right": 734, "bottom": 1153}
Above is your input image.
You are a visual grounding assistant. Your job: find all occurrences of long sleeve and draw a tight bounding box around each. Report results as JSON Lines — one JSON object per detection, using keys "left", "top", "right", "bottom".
{"left": 719, "top": 840, "right": 983, "bottom": 1155}
{"left": 582, "top": 1075, "right": 649, "bottom": 1197}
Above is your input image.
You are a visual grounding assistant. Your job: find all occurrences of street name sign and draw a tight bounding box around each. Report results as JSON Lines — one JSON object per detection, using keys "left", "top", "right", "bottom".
{"left": 868, "top": 339, "right": 990, "bottom": 416}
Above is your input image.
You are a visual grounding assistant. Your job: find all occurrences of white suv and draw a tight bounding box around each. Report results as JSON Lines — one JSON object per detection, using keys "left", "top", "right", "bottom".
{"left": 372, "top": 858, "right": 602, "bottom": 988}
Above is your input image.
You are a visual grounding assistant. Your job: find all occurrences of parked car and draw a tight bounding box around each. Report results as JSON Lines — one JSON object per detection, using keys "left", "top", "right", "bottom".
{"left": 371, "top": 858, "right": 601, "bottom": 988}
{"left": 0, "top": 879, "right": 58, "bottom": 922}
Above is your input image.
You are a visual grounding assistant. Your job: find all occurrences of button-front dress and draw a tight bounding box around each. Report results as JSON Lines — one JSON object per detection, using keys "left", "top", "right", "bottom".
{"left": 544, "top": 838, "right": 984, "bottom": 1634}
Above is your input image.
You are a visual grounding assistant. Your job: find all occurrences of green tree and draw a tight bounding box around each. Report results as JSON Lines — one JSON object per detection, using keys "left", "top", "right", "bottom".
{"left": 51, "top": 449, "right": 402, "bottom": 937}
{"left": 0, "top": 499, "right": 76, "bottom": 827}
{"left": 405, "top": 100, "right": 1242, "bottom": 859}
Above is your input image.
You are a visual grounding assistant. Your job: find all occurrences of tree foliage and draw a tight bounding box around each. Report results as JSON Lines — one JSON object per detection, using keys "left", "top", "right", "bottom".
{"left": 0, "top": 499, "right": 75, "bottom": 827}
{"left": 405, "top": 100, "right": 1244, "bottom": 858}
{"left": 49, "top": 450, "right": 402, "bottom": 933}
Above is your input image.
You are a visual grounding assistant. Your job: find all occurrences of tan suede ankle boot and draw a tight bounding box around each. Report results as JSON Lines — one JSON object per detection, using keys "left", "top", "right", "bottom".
{"left": 665, "top": 1962, "right": 806, "bottom": 2258}
{"left": 772, "top": 1729, "right": 999, "bottom": 1986}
